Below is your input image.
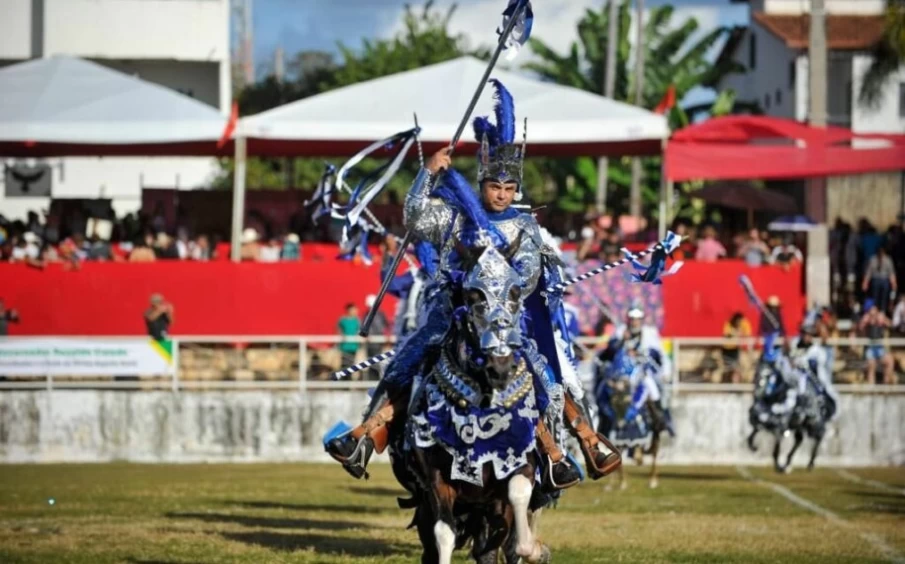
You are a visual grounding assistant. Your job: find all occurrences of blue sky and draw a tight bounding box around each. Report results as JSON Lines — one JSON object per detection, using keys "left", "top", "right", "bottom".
{"left": 242, "top": 0, "right": 749, "bottom": 104}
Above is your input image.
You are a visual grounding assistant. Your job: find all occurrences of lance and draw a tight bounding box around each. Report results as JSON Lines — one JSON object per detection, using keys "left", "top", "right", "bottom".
{"left": 359, "top": 0, "right": 532, "bottom": 338}
{"left": 335, "top": 235, "right": 668, "bottom": 380}
{"left": 543, "top": 239, "right": 670, "bottom": 295}
{"left": 739, "top": 274, "right": 782, "bottom": 331}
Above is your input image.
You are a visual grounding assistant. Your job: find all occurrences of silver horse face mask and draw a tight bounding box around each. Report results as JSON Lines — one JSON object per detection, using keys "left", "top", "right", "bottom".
{"left": 462, "top": 246, "right": 524, "bottom": 388}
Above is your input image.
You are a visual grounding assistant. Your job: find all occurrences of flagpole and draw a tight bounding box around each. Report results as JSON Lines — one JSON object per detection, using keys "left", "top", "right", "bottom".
{"left": 359, "top": 0, "right": 531, "bottom": 338}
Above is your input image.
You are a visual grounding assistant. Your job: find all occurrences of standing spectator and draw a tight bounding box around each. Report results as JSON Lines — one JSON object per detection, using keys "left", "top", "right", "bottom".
{"left": 694, "top": 226, "right": 726, "bottom": 262}
{"left": 737, "top": 228, "right": 770, "bottom": 267}
{"left": 770, "top": 235, "right": 803, "bottom": 270}
{"left": 862, "top": 246, "right": 897, "bottom": 315}
{"left": 337, "top": 303, "right": 361, "bottom": 369}
{"left": 891, "top": 294, "right": 905, "bottom": 335}
{"left": 258, "top": 237, "right": 282, "bottom": 262}
{"left": 758, "top": 295, "right": 786, "bottom": 336}
{"left": 154, "top": 232, "right": 179, "bottom": 259}
{"left": 10, "top": 233, "right": 43, "bottom": 268}
{"left": 145, "top": 294, "right": 174, "bottom": 341}
{"left": 362, "top": 294, "right": 389, "bottom": 380}
{"left": 858, "top": 300, "right": 894, "bottom": 384}
{"left": 0, "top": 299, "right": 21, "bottom": 336}
{"left": 721, "top": 312, "right": 752, "bottom": 383}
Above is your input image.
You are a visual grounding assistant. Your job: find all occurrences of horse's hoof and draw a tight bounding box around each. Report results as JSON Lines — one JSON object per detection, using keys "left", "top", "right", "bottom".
{"left": 807, "top": 464, "right": 815, "bottom": 472}
{"left": 603, "top": 483, "right": 613, "bottom": 492}
{"left": 782, "top": 466, "right": 793, "bottom": 475}
{"left": 649, "top": 479, "right": 659, "bottom": 489}
{"left": 619, "top": 481, "right": 628, "bottom": 491}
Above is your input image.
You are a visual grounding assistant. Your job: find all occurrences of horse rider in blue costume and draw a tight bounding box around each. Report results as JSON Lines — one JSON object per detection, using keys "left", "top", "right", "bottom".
{"left": 326, "top": 80, "right": 621, "bottom": 489}
{"left": 597, "top": 301, "right": 675, "bottom": 436}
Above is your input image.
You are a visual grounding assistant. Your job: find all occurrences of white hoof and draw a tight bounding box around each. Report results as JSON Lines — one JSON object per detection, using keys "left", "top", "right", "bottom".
{"left": 649, "top": 478, "right": 659, "bottom": 489}
{"left": 619, "top": 481, "right": 628, "bottom": 491}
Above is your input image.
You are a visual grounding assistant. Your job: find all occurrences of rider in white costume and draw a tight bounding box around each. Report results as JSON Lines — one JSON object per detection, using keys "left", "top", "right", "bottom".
{"left": 788, "top": 323, "right": 839, "bottom": 420}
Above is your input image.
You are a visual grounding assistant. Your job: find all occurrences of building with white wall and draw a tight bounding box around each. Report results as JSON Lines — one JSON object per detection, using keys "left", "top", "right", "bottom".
{"left": 0, "top": 0, "right": 231, "bottom": 223}
{"left": 717, "top": 0, "right": 904, "bottom": 134}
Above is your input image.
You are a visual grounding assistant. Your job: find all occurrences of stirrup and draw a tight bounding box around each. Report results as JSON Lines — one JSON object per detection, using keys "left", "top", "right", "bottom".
{"left": 332, "top": 435, "right": 374, "bottom": 480}
{"left": 543, "top": 455, "right": 582, "bottom": 491}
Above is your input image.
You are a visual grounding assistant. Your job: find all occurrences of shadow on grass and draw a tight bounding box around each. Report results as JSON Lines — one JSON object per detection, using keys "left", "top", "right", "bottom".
{"left": 220, "top": 499, "right": 393, "bottom": 515}
{"left": 654, "top": 472, "right": 731, "bottom": 482}
{"left": 166, "top": 512, "right": 371, "bottom": 531}
{"left": 347, "top": 486, "right": 406, "bottom": 498}
{"left": 220, "top": 531, "right": 411, "bottom": 558}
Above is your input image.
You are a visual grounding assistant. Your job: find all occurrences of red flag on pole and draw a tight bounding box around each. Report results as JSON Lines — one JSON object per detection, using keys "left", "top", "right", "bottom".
{"left": 217, "top": 101, "right": 239, "bottom": 149}
{"left": 654, "top": 84, "right": 676, "bottom": 115}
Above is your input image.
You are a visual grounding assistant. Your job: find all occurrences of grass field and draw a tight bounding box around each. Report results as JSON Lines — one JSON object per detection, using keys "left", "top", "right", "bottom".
{"left": 0, "top": 463, "right": 903, "bottom": 563}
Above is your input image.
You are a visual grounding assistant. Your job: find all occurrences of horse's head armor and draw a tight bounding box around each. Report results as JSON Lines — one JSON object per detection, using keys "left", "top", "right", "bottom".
{"left": 462, "top": 246, "right": 523, "bottom": 387}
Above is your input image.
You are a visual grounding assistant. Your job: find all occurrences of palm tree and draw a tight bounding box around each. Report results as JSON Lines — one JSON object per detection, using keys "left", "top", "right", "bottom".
{"left": 525, "top": 1, "right": 743, "bottom": 215}
{"left": 858, "top": 2, "right": 905, "bottom": 108}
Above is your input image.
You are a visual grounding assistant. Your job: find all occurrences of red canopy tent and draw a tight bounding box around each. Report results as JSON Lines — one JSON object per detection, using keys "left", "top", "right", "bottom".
{"left": 665, "top": 116, "right": 905, "bottom": 182}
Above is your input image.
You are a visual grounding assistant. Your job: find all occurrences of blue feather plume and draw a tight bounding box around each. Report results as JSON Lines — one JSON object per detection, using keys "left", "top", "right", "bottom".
{"left": 472, "top": 116, "right": 500, "bottom": 148}
{"left": 489, "top": 79, "right": 515, "bottom": 144}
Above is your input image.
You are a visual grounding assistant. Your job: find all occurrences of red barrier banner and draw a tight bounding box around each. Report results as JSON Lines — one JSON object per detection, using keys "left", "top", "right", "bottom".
{"left": 0, "top": 261, "right": 802, "bottom": 337}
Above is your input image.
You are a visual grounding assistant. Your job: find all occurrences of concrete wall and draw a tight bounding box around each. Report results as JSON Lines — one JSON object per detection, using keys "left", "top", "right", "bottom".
{"left": 852, "top": 55, "right": 905, "bottom": 135}
{"left": 1, "top": 390, "right": 902, "bottom": 467}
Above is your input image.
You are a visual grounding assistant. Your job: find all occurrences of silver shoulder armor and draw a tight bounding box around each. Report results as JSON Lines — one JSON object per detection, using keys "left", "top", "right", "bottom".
{"left": 511, "top": 214, "right": 543, "bottom": 298}
{"left": 404, "top": 168, "right": 455, "bottom": 247}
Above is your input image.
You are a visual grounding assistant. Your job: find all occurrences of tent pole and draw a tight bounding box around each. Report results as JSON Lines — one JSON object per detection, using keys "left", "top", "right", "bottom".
{"left": 230, "top": 134, "right": 247, "bottom": 263}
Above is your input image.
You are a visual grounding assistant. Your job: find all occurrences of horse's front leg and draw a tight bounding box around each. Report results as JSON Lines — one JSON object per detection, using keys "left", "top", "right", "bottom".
{"left": 426, "top": 468, "right": 457, "bottom": 564}
{"left": 772, "top": 430, "right": 785, "bottom": 473}
{"left": 782, "top": 430, "right": 804, "bottom": 473}
{"left": 747, "top": 427, "right": 759, "bottom": 452}
{"left": 807, "top": 428, "right": 824, "bottom": 471}
{"left": 508, "top": 468, "right": 549, "bottom": 563}
{"left": 649, "top": 434, "right": 660, "bottom": 489}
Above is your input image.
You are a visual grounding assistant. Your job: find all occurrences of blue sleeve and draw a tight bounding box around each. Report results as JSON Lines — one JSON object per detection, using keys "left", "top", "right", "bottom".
{"left": 385, "top": 272, "right": 414, "bottom": 299}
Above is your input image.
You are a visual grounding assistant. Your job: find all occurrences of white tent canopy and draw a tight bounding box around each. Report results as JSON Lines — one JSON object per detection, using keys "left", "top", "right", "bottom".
{"left": 0, "top": 56, "right": 226, "bottom": 150}
{"left": 240, "top": 56, "right": 668, "bottom": 157}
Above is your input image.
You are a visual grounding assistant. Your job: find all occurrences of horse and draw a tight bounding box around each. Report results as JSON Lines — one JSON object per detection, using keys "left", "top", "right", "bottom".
{"left": 746, "top": 357, "right": 795, "bottom": 473}
{"left": 386, "top": 245, "right": 558, "bottom": 564}
{"left": 777, "top": 371, "right": 834, "bottom": 472}
{"left": 595, "top": 352, "right": 666, "bottom": 490}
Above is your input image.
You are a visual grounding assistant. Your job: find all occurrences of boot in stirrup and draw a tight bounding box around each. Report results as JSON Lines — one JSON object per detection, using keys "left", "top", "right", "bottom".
{"left": 324, "top": 398, "right": 396, "bottom": 479}
{"left": 564, "top": 395, "right": 622, "bottom": 479}
{"left": 536, "top": 420, "right": 582, "bottom": 491}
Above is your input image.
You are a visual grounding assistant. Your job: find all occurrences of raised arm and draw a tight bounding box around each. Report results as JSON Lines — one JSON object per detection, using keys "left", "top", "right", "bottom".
{"left": 403, "top": 149, "right": 456, "bottom": 247}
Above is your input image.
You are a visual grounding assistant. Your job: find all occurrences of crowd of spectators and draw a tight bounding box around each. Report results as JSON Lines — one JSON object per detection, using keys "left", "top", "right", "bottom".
{"left": 0, "top": 209, "right": 312, "bottom": 267}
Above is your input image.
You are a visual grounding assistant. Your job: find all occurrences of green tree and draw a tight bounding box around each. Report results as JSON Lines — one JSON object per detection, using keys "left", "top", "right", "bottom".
{"left": 858, "top": 2, "right": 905, "bottom": 108}
{"left": 525, "top": 1, "right": 743, "bottom": 216}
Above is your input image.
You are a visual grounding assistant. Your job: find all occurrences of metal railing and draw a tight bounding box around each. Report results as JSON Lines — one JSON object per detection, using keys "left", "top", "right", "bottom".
{"left": 1, "top": 335, "right": 904, "bottom": 394}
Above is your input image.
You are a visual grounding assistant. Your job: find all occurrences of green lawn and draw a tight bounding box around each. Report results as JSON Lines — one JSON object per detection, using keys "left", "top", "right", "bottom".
{"left": 0, "top": 463, "right": 902, "bottom": 563}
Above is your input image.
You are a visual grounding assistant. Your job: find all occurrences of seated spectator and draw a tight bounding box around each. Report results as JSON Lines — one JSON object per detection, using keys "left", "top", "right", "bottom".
{"left": 281, "top": 233, "right": 301, "bottom": 261}
{"left": 858, "top": 299, "right": 894, "bottom": 384}
{"left": 175, "top": 228, "right": 191, "bottom": 260}
{"left": 188, "top": 235, "right": 211, "bottom": 261}
{"left": 154, "top": 232, "right": 179, "bottom": 259}
{"left": 694, "top": 226, "right": 726, "bottom": 262}
{"left": 86, "top": 234, "right": 112, "bottom": 261}
{"left": 862, "top": 246, "right": 897, "bottom": 315}
{"left": 892, "top": 294, "right": 905, "bottom": 335}
{"left": 770, "top": 235, "right": 803, "bottom": 269}
{"left": 10, "top": 232, "right": 43, "bottom": 268}
{"left": 722, "top": 312, "right": 752, "bottom": 383}
{"left": 129, "top": 235, "right": 157, "bottom": 262}
{"left": 145, "top": 293, "right": 174, "bottom": 341}
{"left": 737, "top": 228, "right": 770, "bottom": 267}
{"left": 258, "top": 237, "right": 282, "bottom": 263}
{"left": 240, "top": 228, "right": 261, "bottom": 261}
